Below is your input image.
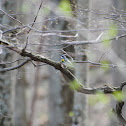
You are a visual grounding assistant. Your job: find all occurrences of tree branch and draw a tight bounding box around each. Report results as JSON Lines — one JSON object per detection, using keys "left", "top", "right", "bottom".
{"left": 60, "top": 33, "right": 126, "bottom": 45}
{"left": 115, "top": 101, "right": 126, "bottom": 126}
{"left": 0, "top": 39, "right": 126, "bottom": 95}
{"left": 0, "top": 58, "right": 31, "bottom": 72}
{"left": 1, "top": 38, "right": 126, "bottom": 124}
{"left": 0, "top": 9, "right": 23, "bottom": 25}
{"left": 112, "top": 82, "right": 126, "bottom": 126}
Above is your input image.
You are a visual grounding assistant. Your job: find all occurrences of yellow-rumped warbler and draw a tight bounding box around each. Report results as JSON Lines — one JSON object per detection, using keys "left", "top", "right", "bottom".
{"left": 61, "top": 54, "right": 75, "bottom": 69}
{"left": 61, "top": 54, "right": 67, "bottom": 64}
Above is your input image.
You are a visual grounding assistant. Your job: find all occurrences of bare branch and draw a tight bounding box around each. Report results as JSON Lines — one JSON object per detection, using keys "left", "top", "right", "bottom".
{"left": 95, "top": 32, "right": 104, "bottom": 41}
{"left": 24, "top": 0, "right": 44, "bottom": 49}
{"left": 115, "top": 101, "right": 126, "bottom": 126}
{"left": 0, "top": 58, "right": 26, "bottom": 65}
{"left": 1, "top": 39, "right": 126, "bottom": 95}
{"left": 0, "top": 58, "right": 30, "bottom": 72}
{"left": 112, "top": 82, "right": 126, "bottom": 126}
{"left": 118, "top": 81, "right": 126, "bottom": 90}
{"left": 27, "top": 0, "right": 44, "bottom": 34}
{"left": 0, "top": 9, "right": 23, "bottom": 25}
{"left": 60, "top": 33, "right": 126, "bottom": 45}
{"left": 75, "top": 60, "right": 117, "bottom": 68}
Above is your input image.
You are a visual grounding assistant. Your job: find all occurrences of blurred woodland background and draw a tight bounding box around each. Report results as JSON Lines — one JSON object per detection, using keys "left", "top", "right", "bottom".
{"left": 1, "top": 0, "right": 126, "bottom": 126}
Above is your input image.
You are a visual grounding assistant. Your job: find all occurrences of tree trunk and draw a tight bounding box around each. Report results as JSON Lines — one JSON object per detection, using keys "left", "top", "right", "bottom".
{"left": 111, "top": 0, "right": 126, "bottom": 126}
{"left": 73, "top": 0, "right": 89, "bottom": 126}
{"left": 0, "top": 0, "right": 17, "bottom": 125}
{"left": 13, "top": 67, "right": 27, "bottom": 126}
{"left": 47, "top": 1, "right": 74, "bottom": 126}
{"left": 8, "top": 0, "right": 27, "bottom": 125}
{"left": 47, "top": 1, "right": 65, "bottom": 126}
{"left": 88, "top": 0, "right": 113, "bottom": 126}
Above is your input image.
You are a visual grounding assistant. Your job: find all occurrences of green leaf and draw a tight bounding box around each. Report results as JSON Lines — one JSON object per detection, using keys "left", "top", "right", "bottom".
{"left": 69, "top": 80, "right": 81, "bottom": 90}
{"left": 89, "top": 92, "right": 110, "bottom": 106}
{"left": 109, "top": 24, "right": 118, "bottom": 38}
{"left": 59, "top": 0, "right": 72, "bottom": 16}
{"left": 113, "top": 91, "right": 123, "bottom": 101}
{"left": 102, "top": 24, "right": 118, "bottom": 47}
{"left": 101, "top": 60, "right": 109, "bottom": 71}
{"left": 96, "top": 92, "right": 110, "bottom": 104}
{"left": 69, "top": 111, "right": 74, "bottom": 117}
{"left": 102, "top": 36, "right": 110, "bottom": 47}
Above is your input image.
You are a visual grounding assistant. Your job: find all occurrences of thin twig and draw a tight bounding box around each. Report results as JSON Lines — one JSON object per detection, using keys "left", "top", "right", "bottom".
{"left": 0, "top": 9, "right": 23, "bottom": 25}
{"left": 0, "top": 58, "right": 25, "bottom": 65}
{"left": 24, "top": 0, "right": 44, "bottom": 50}
{"left": 60, "top": 33, "right": 126, "bottom": 45}
{"left": 0, "top": 58, "right": 31, "bottom": 72}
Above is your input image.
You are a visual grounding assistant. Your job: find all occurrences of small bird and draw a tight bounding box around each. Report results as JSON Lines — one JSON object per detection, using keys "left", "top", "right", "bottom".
{"left": 61, "top": 54, "right": 75, "bottom": 69}
{"left": 61, "top": 54, "right": 67, "bottom": 64}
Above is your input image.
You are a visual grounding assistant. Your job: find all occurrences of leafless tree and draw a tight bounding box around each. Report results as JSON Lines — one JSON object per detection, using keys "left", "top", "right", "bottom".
{"left": 1, "top": 0, "right": 126, "bottom": 126}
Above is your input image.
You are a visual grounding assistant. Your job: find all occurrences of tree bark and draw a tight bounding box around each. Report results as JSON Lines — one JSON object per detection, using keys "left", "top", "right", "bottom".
{"left": 0, "top": 0, "right": 17, "bottom": 125}
{"left": 88, "top": 0, "right": 113, "bottom": 126}
{"left": 47, "top": 1, "right": 65, "bottom": 126}
{"left": 73, "top": 0, "right": 89, "bottom": 126}
{"left": 10, "top": 1, "right": 27, "bottom": 126}
{"left": 47, "top": 1, "right": 74, "bottom": 126}
{"left": 112, "top": 0, "right": 126, "bottom": 126}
